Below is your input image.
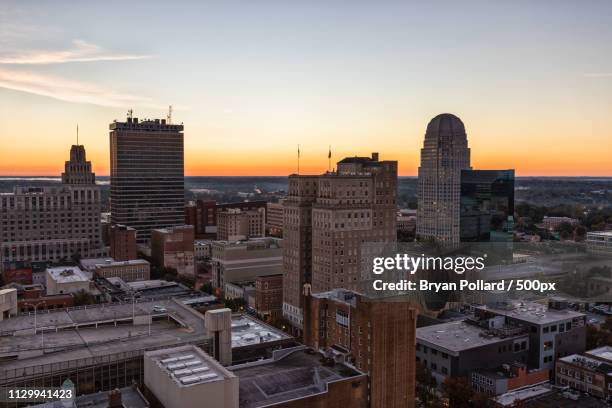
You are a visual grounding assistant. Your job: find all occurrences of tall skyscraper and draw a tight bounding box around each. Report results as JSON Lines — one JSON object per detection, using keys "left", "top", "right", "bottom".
{"left": 283, "top": 153, "right": 397, "bottom": 331}
{"left": 110, "top": 117, "right": 185, "bottom": 243}
{"left": 0, "top": 144, "right": 103, "bottom": 268}
{"left": 460, "top": 169, "right": 515, "bottom": 242}
{"left": 417, "top": 113, "right": 471, "bottom": 243}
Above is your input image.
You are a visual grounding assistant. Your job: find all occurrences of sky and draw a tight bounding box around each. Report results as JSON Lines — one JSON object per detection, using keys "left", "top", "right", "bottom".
{"left": 1, "top": 0, "right": 611, "bottom": 177}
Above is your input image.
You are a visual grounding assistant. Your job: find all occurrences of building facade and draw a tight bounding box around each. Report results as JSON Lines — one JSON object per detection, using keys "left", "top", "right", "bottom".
{"left": 305, "top": 289, "right": 417, "bottom": 408}
{"left": 417, "top": 113, "right": 471, "bottom": 243}
{"left": 283, "top": 153, "right": 397, "bottom": 330}
{"left": 110, "top": 117, "right": 185, "bottom": 243}
{"left": 0, "top": 145, "right": 103, "bottom": 268}
{"left": 80, "top": 257, "right": 150, "bottom": 282}
{"left": 216, "top": 208, "right": 265, "bottom": 241}
{"left": 266, "top": 200, "right": 285, "bottom": 237}
{"left": 211, "top": 237, "right": 282, "bottom": 290}
{"left": 151, "top": 225, "right": 195, "bottom": 277}
{"left": 254, "top": 274, "right": 283, "bottom": 321}
{"left": 109, "top": 224, "right": 137, "bottom": 261}
{"left": 460, "top": 169, "right": 515, "bottom": 242}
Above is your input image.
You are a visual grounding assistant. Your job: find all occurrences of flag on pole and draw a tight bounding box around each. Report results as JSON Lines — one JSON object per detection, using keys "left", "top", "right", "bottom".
{"left": 328, "top": 146, "right": 331, "bottom": 159}
{"left": 298, "top": 144, "right": 300, "bottom": 158}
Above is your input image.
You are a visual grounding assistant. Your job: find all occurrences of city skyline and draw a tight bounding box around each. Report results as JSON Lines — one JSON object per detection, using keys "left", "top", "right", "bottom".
{"left": 1, "top": 1, "right": 612, "bottom": 177}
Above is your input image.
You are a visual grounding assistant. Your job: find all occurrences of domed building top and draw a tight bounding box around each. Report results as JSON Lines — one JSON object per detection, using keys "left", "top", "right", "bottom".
{"left": 425, "top": 113, "right": 465, "bottom": 136}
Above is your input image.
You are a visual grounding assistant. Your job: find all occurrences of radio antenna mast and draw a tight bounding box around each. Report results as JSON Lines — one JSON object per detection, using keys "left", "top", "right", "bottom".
{"left": 167, "top": 105, "right": 173, "bottom": 124}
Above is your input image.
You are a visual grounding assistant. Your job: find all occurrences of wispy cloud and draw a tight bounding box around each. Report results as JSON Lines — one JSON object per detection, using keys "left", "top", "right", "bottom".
{"left": 0, "top": 67, "right": 162, "bottom": 108}
{"left": 0, "top": 39, "right": 150, "bottom": 64}
{"left": 584, "top": 72, "right": 612, "bottom": 78}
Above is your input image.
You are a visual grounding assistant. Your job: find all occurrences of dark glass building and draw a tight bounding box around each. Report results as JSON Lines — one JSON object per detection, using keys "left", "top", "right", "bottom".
{"left": 110, "top": 117, "right": 185, "bottom": 243}
{"left": 460, "top": 169, "right": 515, "bottom": 242}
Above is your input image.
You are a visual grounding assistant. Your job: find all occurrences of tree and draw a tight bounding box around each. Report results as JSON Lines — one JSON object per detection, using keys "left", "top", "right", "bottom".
{"left": 201, "top": 282, "right": 213, "bottom": 294}
{"left": 73, "top": 289, "right": 95, "bottom": 306}
{"left": 442, "top": 377, "right": 474, "bottom": 408}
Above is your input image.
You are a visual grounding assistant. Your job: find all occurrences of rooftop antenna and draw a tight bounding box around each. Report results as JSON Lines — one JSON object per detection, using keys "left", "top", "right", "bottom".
{"left": 76, "top": 124, "right": 79, "bottom": 145}
{"left": 167, "top": 105, "right": 173, "bottom": 124}
{"left": 127, "top": 109, "right": 133, "bottom": 119}
{"left": 328, "top": 145, "right": 331, "bottom": 172}
{"left": 297, "top": 144, "right": 300, "bottom": 175}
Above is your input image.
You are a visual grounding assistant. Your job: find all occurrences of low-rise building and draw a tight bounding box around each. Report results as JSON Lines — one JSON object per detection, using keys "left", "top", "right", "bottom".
{"left": 472, "top": 362, "right": 549, "bottom": 397}
{"left": 195, "top": 240, "right": 213, "bottom": 261}
{"left": 144, "top": 345, "right": 239, "bottom": 408}
{"left": 587, "top": 231, "right": 612, "bottom": 256}
{"left": 542, "top": 216, "right": 579, "bottom": 231}
{"left": 254, "top": 274, "right": 283, "bottom": 322}
{"left": 556, "top": 349, "right": 612, "bottom": 399}
{"left": 0, "top": 288, "right": 17, "bottom": 320}
{"left": 416, "top": 320, "right": 530, "bottom": 384}
{"left": 109, "top": 224, "right": 138, "bottom": 261}
{"left": 14, "top": 283, "right": 74, "bottom": 312}
{"left": 151, "top": 225, "right": 195, "bottom": 277}
{"left": 45, "top": 266, "right": 91, "bottom": 295}
{"left": 211, "top": 238, "right": 282, "bottom": 290}
{"left": 217, "top": 208, "right": 265, "bottom": 241}
{"left": 473, "top": 300, "right": 586, "bottom": 373}
{"left": 231, "top": 346, "right": 368, "bottom": 408}
{"left": 80, "top": 257, "right": 150, "bottom": 282}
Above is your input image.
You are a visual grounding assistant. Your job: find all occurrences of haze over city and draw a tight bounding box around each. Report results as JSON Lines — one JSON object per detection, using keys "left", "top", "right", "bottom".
{"left": 1, "top": 0, "right": 612, "bottom": 176}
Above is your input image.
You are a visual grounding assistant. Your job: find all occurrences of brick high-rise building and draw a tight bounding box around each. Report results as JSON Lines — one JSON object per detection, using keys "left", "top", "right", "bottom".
{"left": 110, "top": 117, "right": 184, "bottom": 243}
{"left": 417, "top": 113, "right": 471, "bottom": 243}
{"left": 283, "top": 153, "right": 397, "bottom": 330}
{"left": 109, "top": 224, "right": 137, "bottom": 261}
{"left": 0, "top": 144, "right": 103, "bottom": 268}
{"left": 304, "top": 289, "right": 417, "bottom": 408}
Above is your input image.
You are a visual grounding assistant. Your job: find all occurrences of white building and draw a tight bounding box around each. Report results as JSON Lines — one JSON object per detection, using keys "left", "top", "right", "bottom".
{"left": 46, "top": 266, "right": 91, "bottom": 295}
{"left": 0, "top": 288, "right": 17, "bottom": 320}
{"left": 144, "top": 345, "right": 238, "bottom": 408}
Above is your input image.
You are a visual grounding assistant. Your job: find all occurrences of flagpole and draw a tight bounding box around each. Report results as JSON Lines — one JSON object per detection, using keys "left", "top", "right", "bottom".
{"left": 328, "top": 145, "right": 331, "bottom": 173}
{"left": 297, "top": 144, "right": 300, "bottom": 175}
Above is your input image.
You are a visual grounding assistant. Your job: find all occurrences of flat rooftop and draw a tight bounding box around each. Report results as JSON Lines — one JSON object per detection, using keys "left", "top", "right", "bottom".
{"left": 494, "top": 384, "right": 552, "bottom": 407}
{"left": 231, "top": 314, "right": 290, "bottom": 348}
{"left": 0, "top": 301, "right": 291, "bottom": 379}
{"left": 586, "top": 346, "right": 612, "bottom": 362}
{"left": 46, "top": 266, "right": 90, "bottom": 283}
{"left": 0, "top": 298, "right": 210, "bottom": 377}
{"left": 30, "top": 385, "right": 149, "bottom": 408}
{"left": 147, "top": 345, "right": 235, "bottom": 387}
{"left": 416, "top": 321, "right": 527, "bottom": 355}
{"left": 232, "top": 347, "right": 364, "bottom": 408}
{"left": 474, "top": 301, "right": 585, "bottom": 325}
{"left": 80, "top": 257, "right": 149, "bottom": 270}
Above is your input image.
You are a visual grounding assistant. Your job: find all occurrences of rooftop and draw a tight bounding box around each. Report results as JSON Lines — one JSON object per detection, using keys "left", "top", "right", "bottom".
{"left": 46, "top": 266, "right": 90, "bottom": 283}
{"left": 312, "top": 288, "right": 359, "bottom": 307}
{"left": 231, "top": 314, "right": 290, "bottom": 348}
{"left": 586, "top": 346, "right": 612, "bottom": 362}
{"left": 30, "top": 385, "right": 149, "bottom": 408}
{"left": 232, "top": 347, "right": 364, "bottom": 408}
{"left": 416, "top": 320, "right": 527, "bottom": 355}
{"left": 80, "top": 257, "right": 149, "bottom": 270}
{"left": 559, "top": 353, "right": 612, "bottom": 374}
{"left": 587, "top": 231, "right": 612, "bottom": 237}
{"left": 494, "top": 384, "right": 552, "bottom": 407}
{"left": 147, "top": 345, "right": 235, "bottom": 387}
{"left": 474, "top": 301, "right": 585, "bottom": 325}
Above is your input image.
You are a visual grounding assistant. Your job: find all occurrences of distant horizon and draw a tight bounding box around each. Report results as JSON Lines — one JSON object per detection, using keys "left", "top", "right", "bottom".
{"left": 2, "top": 174, "right": 612, "bottom": 179}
